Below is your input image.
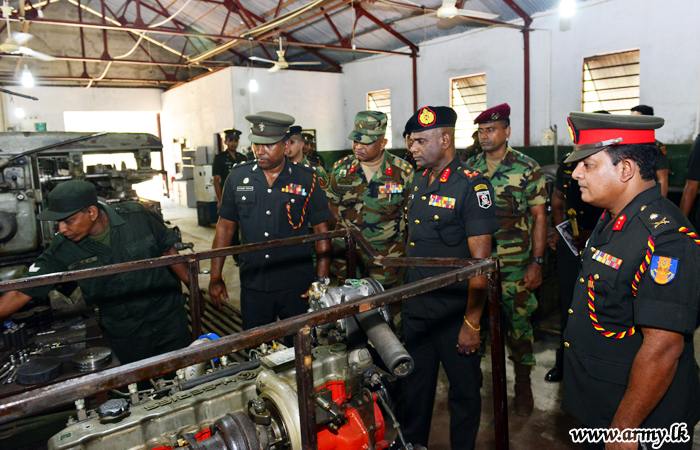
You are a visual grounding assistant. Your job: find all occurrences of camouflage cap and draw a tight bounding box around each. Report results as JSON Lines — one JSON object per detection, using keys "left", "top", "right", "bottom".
{"left": 37, "top": 180, "right": 98, "bottom": 221}
{"left": 348, "top": 110, "right": 387, "bottom": 144}
{"left": 564, "top": 111, "right": 664, "bottom": 163}
{"left": 245, "top": 111, "right": 295, "bottom": 144}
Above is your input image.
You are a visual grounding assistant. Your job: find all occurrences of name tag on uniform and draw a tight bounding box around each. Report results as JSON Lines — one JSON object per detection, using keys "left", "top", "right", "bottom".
{"left": 282, "top": 183, "right": 307, "bottom": 196}
{"left": 591, "top": 249, "right": 623, "bottom": 270}
{"left": 429, "top": 195, "right": 456, "bottom": 209}
{"left": 237, "top": 186, "right": 254, "bottom": 191}
{"left": 379, "top": 182, "right": 403, "bottom": 194}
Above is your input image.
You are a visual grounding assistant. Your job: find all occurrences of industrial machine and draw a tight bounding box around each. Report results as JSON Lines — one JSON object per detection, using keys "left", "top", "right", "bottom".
{"left": 0, "top": 131, "right": 164, "bottom": 275}
{"left": 46, "top": 280, "right": 421, "bottom": 450}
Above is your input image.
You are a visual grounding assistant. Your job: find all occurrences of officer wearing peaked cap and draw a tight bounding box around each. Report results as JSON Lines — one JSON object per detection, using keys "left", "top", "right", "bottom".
{"left": 327, "top": 111, "right": 414, "bottom": 290}
{"left": 561, "top": 112, "right": 700, "bottom": 448}
{"left": 213, "top": 128, "right": 246, "bottom": 209}
{"left": 399, "top": 106, "right": 498, "bottom": 449}
{"left": 209, "top": 112, "right": 332, "bottom": 345}
{"left": 0, "top": 181, "right": 191, "bottom": 364}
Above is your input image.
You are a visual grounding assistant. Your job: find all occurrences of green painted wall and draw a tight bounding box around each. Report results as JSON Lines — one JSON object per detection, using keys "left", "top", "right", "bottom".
{"left": 320, "top": 144, "right": 693, "bottom": 188}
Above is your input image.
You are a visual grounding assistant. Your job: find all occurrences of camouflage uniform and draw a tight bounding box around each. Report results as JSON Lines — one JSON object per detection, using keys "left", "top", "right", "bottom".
{"left": 468, "top": 146, "right": 548, "bottom": 365}
{"left": 326, "top": 112, "right": 414, "bottom": 288}
{"left": 302, "top": 155, "right": 329, "bottom": 190}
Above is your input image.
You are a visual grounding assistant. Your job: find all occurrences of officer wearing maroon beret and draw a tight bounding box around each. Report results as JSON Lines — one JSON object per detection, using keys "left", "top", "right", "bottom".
{"left": 562, "top": 112, "right": 700, "bottom": 449}
{"left": 399, "top": 106, "right": 499, "bottom": 449}
{"left": 467, "top": 102, "right": 549, "bottom": 416}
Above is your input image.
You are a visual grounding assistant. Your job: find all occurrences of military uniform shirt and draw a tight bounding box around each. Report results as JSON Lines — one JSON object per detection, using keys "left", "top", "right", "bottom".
{"left": 555, "top": 153, "right": 604, "bottom": 231}
{"left": 212, "top": 150, "right": 247, "bottom": 192}
{"left": 468, "top": 147, "right": 548, "bottom": 265}
{"left": 562, "top": 185, "right": 700, "bottom": 429}
{"left": 404, "top": 157, "right": 499, "bottom": 319}
{"left": 327, "top": 152, "right": 414, "bottom": 249}
{"left": 20, "top": 202, "right": 188, "bottom": 346}
{"left": 218, "top": 159, "right": 332, "bottom": 292}
{"left": 302, "top": 155, "right": 329, "bottom": 190}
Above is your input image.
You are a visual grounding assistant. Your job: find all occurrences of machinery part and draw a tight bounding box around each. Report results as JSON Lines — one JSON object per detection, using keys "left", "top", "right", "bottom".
{"left": 31, "top": 306, "right": 53, "bottom": 330}
{"left": 309, "top": 278, "right": 413, "bottom": 378}
{"left": 16, "top": 357, "right": 63, "bottom": 385}
{"left": 0, "top": 211, "right": 18, "bottom": 243}
{"left": 183, "top": 334, "right": 222, "bottom": 380}
{"left": 71, "top": 347, "right": 112, "bottom": 372}
{"left": 2, "top": 322, "right": 28, "bottom": 349}
{"left": 256, "top": 370, "right": 301, "bottom": 450}
{"left": 355, "top": 309, "right": 413, "bottom": 378}
{"left": 75, "top": 399, "right": 88, "bottom": 421}
{"left": 96, "top": 399, "right": 129, "bottom": 419}
{"left": 188, "top": 412, "right": 262, "bottom": 450}
{"left": 179, "top": 359, "right": 262, "bottom": 392}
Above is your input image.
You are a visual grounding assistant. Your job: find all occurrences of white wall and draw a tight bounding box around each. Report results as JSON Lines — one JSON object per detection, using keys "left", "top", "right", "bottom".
{"left": 1, "top": 86, "right": 162, "bottom": 132}
{"left": 340, "top": 0, "right": 700, "bottom": 146}
{"left": 230, "top": 66, "right": 344, "bottom": 152}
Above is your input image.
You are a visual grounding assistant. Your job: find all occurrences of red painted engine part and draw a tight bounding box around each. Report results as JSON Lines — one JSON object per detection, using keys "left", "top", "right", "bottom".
{"left": 316, "top": 381, "right": 388, "bottom": 450}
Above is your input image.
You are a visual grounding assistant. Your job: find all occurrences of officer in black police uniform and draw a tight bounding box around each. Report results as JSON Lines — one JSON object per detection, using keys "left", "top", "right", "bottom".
{"left": 545, "top": 153, "right": 603, "bottom": 382}
{"left": 398, "top": 106, "right": 499, "bottom": 449}
{"left": 212, "top": 128, "right": 246, "bottom": 208}
{"left": 208, "top": 112, "right": 332, "bottom": 344}
{"left": 562, "top": 112, "right": 700, "bottom": 449}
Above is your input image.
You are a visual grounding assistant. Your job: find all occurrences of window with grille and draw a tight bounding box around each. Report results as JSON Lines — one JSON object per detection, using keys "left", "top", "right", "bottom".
{"left": 582, "top": 50, "right": 640, "bottom": 114}
{"left": 450, "top": 74, "right": 487, "bottom": 149}
{"left": 366, "top": 89, "right": 392, "bottom": 149}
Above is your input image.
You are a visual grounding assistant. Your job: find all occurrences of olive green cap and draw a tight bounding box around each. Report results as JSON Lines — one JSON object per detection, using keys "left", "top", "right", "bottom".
{"left": 37, "top": 180, "right": 98, "bottom": 221}
{"left": 245, "top": 111, "right": 295, "bottom": 144}
{"left": 564, "top": 112, "right": 665, "bottom": 163}
{"left": 348, "top": 110, "right": 387, "bottom": 144}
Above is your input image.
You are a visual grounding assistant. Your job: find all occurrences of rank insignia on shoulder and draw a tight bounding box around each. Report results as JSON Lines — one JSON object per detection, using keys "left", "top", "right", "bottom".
{"left": 652, "top": 217, "right": 670, "bottom": 229}
{"left": 650, "top": 256, "right": 678, "bottom": 284}
{"left": 592, "top": 249, "right": 622, "bottom": 270}
{"left": 429, "top": 194, "right": 456, "bottom": 209}
{"left": 474, "top": 183, "right": 488, "bottom": 191}
{"left": 612, "top": 214, "right": 626, "bottom": 231}
{"left": 379, "top": 182, "right": 403, "bottom": 194}
{"left": 282, "top": 183, "right": 307, "bottom": 196}
{"left": 463, "top": 169, "right": 479, "bottom": 178}
{"left": 439, "top": 168, "right": 451, "bottom": 182}
{"left": 476, "top": 190, "right": 492, "bottom": 209}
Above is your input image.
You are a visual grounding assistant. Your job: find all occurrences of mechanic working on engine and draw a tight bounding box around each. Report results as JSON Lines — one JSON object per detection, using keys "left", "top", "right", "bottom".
{"left": 208, "top": 111, "right": 332, "bottom": 345}
{"left": 0, "top": 181, "right": 192, "bottom": 364}
{"left": 398, "top": 106, "right": 499, "bottom": 449}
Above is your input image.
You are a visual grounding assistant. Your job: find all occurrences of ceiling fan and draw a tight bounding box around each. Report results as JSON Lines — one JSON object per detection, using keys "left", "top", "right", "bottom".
{"left": 249, "top": 39, "right": 322, "bottom": 73}
{"left": 0, "top": 3, "right": 55, "bottom": 61}
{"left": 433, "top": 0, "right": 499, "bottom": 20}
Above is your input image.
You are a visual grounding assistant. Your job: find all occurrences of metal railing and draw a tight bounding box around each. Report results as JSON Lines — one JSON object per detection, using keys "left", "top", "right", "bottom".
{"left": 0, "top": 228, "right": 508, "bottom": 450}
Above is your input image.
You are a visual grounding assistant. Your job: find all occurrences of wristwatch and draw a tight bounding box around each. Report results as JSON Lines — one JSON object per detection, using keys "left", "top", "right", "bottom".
{"left": 532, "top": 257, "right": 544, "bottom": 265}
{"left": 315, "top": 276, "right": 330, "bottom": 285}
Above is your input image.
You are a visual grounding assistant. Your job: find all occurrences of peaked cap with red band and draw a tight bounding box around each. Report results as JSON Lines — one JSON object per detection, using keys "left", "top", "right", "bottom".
{"left": 564, "top": 111, "right": 664, "bottom": 163}
{"left": 405, "top": 106, "right": 457, "bottom": 134}
{"left": 474, "top": 103, "right": 510, "bottom": 124}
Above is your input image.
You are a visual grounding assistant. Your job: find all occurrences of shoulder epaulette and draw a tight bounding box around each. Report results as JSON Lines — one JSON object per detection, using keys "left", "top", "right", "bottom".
{"left": 639, "top": 210, "right": 678, "bottom": 237}
{"left": 231, "top": 160, "right": 255, "bottom": 170}
{"left": 333, "top": 155, "right": 353, "bottom": 171}
{"left": 457, "top": 166, "right": 483, "bottom": 180}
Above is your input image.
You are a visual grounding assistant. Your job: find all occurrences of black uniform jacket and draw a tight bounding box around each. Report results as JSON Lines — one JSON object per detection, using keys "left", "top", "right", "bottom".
{"left": 404, "top": 156, "right": 499, "bottom": 320}
{"left": 218, "top": 158, "right": 332, "bottom": 292}
{"left": 562, "top": 185, "right": 700, "bottom": 428}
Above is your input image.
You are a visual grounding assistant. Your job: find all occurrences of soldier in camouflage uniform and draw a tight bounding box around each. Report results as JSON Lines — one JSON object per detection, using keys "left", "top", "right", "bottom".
{"left": 467, "top": 103, "right": 548, "bottom": 417}
{"left": 327, "top": 111, "right": 414, "bottom": 289}
{"left": 284, "top": 125, "right": 329, "bottom": 189}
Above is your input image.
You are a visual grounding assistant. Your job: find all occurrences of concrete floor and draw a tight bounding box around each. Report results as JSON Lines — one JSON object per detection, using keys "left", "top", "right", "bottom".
{"left": 162, "top": 200, "right": 700, "bottom": 450}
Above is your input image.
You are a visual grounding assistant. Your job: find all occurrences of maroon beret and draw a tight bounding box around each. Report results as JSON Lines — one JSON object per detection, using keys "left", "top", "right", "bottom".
{"left": 474, "top": 103, "right": 511, "bottom": 124}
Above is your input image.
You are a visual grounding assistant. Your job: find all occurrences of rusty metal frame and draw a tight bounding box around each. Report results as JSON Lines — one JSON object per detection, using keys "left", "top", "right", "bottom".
{"left": 0, "top": 228, "right": 509, "bottom": 450}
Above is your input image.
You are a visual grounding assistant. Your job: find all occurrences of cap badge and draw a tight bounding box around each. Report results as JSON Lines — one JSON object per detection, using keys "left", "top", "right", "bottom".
{"left": 418, "top": 107, "right": 436, "bottom": 127}
{"left": 258, "top": 122, "right": 265, "bottom": 131}
{"left": 491, "top": 112, "right": 499, "bottom": 120}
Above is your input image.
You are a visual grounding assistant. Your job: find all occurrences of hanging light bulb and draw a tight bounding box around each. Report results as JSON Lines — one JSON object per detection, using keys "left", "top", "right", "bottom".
{"left": 249, "top": 79, "right": 258, "bottom": 93}
{"left": 560, "top": 0, "right": 576, "bottom": 18}
{"left": 15, "top": 107, "right": 25, "bottom": 118}
{"left": 21, "top": 65, "right": 34, "bottom": 88}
